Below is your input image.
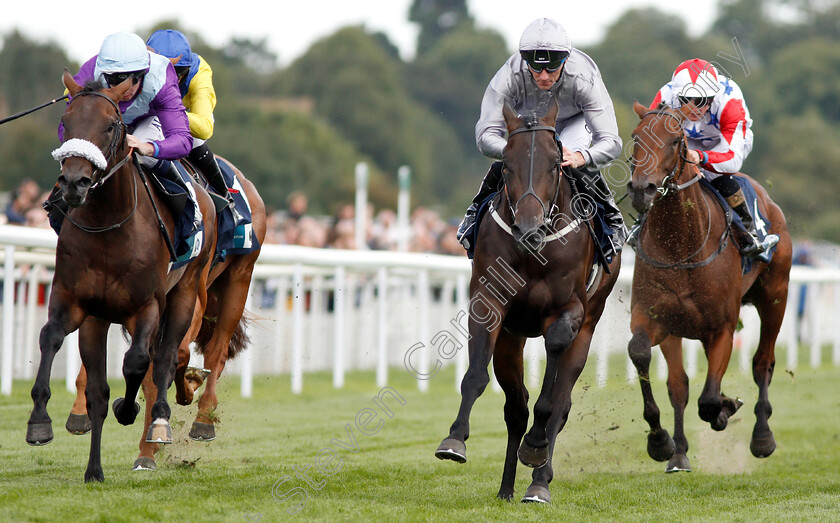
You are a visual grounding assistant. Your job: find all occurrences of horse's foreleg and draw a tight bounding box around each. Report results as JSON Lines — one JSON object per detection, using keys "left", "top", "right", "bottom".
{"left": 26, "top": 297, "right": 84, "bottom": 446}
{"left": 78, "top": 318, "right": 110, "bottom": 482}
{"left": 435, "top": 315, "right": 503, "bottom": 463}
{"left": 519, "top": 304, "right": 583, "bottom": 469}
{"left": 661, "top": 336, "right": 691, "bottom": 472}
{"left": 698, "top": 328, "right": 735, "bottom": 431}
{"left": 113, "top": 302, "right": 159, "bottom": 426}
{"left": 492, "top": 331, "right": 527, "bottom": 501}
{"left": 134, "top": 365, "right": 159, "bottom": 471}
{"left": 627, "top": 314, "right": 674, "bottom": 463}
{"left": 65, "top": 362, "right": 91, "bottom": 435}
{"left": 526, "top": 321, "right": 590, "bottom": 503}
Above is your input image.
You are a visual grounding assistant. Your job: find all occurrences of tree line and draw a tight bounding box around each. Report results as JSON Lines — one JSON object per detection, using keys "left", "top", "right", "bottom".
{"left": 0, "top": 0, "right": 838, "bottom": 241}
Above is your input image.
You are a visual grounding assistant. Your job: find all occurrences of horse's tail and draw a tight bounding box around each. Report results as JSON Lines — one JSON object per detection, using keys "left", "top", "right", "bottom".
{"left": 194, "top": 307, "right": 252, "bottom": 360}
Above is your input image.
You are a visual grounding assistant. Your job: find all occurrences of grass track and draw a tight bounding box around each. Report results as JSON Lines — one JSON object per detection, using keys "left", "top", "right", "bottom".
{"left": 1, "top": 352, "right": 839, "bottom": 522}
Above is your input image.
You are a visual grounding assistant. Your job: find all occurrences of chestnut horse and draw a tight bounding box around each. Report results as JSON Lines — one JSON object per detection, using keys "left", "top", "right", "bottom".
{"left": 435, "top": 101, "right": 621, "bottom": 503}
{"left": 626, "top": 101, "right": 792, "bottom": 472}
{"left": 65, "top": 149, "right": 266, "bottom": 471}
{"left": 26, "top": 72, "right": 217, "bottom": 482}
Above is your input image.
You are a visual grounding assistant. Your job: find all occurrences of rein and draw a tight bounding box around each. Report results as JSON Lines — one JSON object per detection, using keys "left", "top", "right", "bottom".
{"left": 500, "top": 124, "right": 562, "bottom": 228}
{"left": 633, "top": 110, "right": 731, "bottom": 269}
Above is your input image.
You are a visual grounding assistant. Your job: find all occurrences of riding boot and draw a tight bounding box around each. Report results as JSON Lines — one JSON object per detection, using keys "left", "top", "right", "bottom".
{"left": 578, "top": 168, "right": 628, "bottom": 255}
{"left": 189, "top": 143, "right": 234, "bottom": 209}
{"left": 731, "top": 198, "right": 780, "bottom": 261}
{"left": 42, "top": 184, "right": 68, "bottom": 232}
{"left": 152, "top": 160, "right": 184, "bottom": 186}
{"left": 456, "top": 161, "right": 503, "bottom": 250}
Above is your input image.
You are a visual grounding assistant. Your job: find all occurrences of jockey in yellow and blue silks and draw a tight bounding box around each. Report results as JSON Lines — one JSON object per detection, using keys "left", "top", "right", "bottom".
{"left": 146, "top": 29, "right": 234, "bottom": 209}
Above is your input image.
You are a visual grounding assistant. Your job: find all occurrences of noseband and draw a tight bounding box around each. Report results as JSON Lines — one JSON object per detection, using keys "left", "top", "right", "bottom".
{"left": 503, "top": 124, "right": 562, "bottom": 223}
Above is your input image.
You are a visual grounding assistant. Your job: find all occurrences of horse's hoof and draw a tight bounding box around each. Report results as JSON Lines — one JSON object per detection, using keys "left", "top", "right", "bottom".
{"left": 750, "top": 430, "right": 776, "bottom": 458}
{"left": 132, "top": 457, "right": 157, "bottom": 471}
{"left": 711, "top": 412, "right": 729, "bottom": 431}
{"left": 26, "top": 422, "right": 54, "bottom": 446}
{"left": 65, "top": 413, "right": 91, "bottom": 435}
{"left": 647, "top": 429, "right": 675, "bottom": 462}
{"left": 84, "top": 467, "right": 104, "bottom": 483}
{"left": 665, "top": 453, "right": 692, "bottom": 473}
{"left": 521, "top": 485, "right": 551, "bottom": 503}
{"left": 145, "top": 418, "right": 172, "bottom": 444}
{"left": 112, "top": 397, "right": 140, "bottom": 426}
{"left": 435, "top": 438, "right": 466, "bottom": 463}
{"left": 497, "top": 490, "right": 514, "bottom": 502}
{"left": 189, "top": 421, "right": 216, "bottom": 442}
{"left": 185, "top": 366, "right": 211, "bottom": 383}
{"left": 517, "top": 441, "right": 550, "bottom": 468}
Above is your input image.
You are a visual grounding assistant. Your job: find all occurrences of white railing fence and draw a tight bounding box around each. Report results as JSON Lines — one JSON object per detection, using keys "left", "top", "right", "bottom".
{"left": 2, "top": 224, "right": 840, "bottom": 397}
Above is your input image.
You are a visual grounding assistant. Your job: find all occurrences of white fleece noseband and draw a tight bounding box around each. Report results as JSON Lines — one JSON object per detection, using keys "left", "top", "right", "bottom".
{"left": 51, "top": 138, "right": 108, "bottom": 171}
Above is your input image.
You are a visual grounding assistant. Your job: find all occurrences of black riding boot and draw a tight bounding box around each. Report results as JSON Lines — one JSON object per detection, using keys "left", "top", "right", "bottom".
{"left": 576, "top": 168, "right": 627, "bottom": 255}
{"left": 189, "top": 143, "right": 234, "bottom": 208}
{"left": 42, "top": 184, "right": 68, "bottom": 232}
{"left": 456, "top": 161, "right": 504, "bottom": 250}
{"left": 731, "top": 199, "right": 779, "bottom": 260}
{"left": 153, "top": 160, "right": 183, "bottom": 186}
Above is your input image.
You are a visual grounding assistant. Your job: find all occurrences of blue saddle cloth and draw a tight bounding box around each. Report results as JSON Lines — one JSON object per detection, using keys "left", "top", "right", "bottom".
{"left": 701, "top": 176, "right": 776, "bottom": 273}
{"left": 214, "top": 158, "right": 260, "bottom": 262}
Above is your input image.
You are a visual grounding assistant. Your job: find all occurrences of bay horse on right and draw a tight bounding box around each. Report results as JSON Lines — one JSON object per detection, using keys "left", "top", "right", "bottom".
{"left": 625, "top": 101, "right": 792, "bottom": 473}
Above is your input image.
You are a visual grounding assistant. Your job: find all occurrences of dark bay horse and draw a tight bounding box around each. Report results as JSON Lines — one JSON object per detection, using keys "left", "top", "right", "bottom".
{"left": 626, "top": 101, "right": 792, "bottom": 472}
{"left": 26, "top": 72, "right": 217, "bottom": 482}
{"left": 435, "top": 101, "right": 621, "bottom": 503}
{"left": 65, "top": 152, "right": 266, "bottom": 471}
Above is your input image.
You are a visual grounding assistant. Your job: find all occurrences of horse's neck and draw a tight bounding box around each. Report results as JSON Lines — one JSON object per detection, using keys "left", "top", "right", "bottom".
{"left": 646, "top": 183, "right": 714, "bottom": 255}
{"left": 81, "top": 164, "right": 138, "bottom": 218}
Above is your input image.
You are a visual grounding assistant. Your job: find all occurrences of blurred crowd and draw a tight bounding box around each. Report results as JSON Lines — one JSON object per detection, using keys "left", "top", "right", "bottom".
{"left": 1, "top": 182, "right": 465, "bottom": 256}
{"left": 264, "top": 191, "right": 465, "bottom": 256}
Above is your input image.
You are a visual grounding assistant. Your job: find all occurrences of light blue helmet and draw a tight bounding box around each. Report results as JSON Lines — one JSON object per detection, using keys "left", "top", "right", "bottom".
{"left": 96, "top": 31, "right": 150, "bottom": 73}
{"left": 146, "top": 29, "right": 192, "bottom": 67}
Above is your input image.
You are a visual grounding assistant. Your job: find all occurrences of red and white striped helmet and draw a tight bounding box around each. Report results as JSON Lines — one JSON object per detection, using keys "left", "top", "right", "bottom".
{"left": 670, "top": 58, "right": 720, "bottom": 100}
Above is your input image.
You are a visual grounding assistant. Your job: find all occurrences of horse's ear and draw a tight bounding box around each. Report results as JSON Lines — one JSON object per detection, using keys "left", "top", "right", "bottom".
{"left": 633, "top": 100, "right": 648, "bottom": 119}
{"left": 502, "top": 101, "right": 519, "bottom": 133}
{"left": 541, "top": 98, "right": 559, "bottom": 126}
{"left": 63, "top": 69, "right": 82, "bottom": 97}
{"left": 674, "top": 103, "right": 695, "bottom": 123}
{"left": 169, "top": 55, "right": 181, "bottom": 66}
{"left": 104, "top": 75, "right": 134, "bottom": 102}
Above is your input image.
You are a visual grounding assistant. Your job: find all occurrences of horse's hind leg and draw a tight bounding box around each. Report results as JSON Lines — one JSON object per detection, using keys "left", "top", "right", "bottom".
{"left": 493, "top": 331, "right": 528, "bottom": 501}
{"left": 661, "top": 336, "right": 691, "bottom": 472}
{"left": 26, "top": 297, "right": 84, "bottom": 446}
{"left": 78, "top": 318, "right": 110, "bottom": 482}
{"left": 628, "top": 322, "right": 675, "bottom": 463}
{"left": 175, "top": 291, "right": 209, "bottom": 407}
{"left": 749, "top": 292, "right": 787, "bottom": 457}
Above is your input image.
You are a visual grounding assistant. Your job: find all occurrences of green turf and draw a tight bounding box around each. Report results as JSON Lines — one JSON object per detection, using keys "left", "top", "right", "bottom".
{"left": 1, "top": 351, "right": 839, "bottom": 522}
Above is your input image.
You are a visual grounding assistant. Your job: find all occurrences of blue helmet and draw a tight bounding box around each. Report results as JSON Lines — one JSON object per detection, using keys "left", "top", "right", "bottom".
{"left": 96, "top": 31, "right": 150, "bottom": 73}
{"left": 146, "top": 29, "right": 192, "bottom": 67}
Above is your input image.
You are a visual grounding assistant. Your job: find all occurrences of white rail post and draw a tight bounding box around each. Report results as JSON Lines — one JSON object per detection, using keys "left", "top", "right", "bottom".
{"left": 785, "top": 284, "right": 800, "bottom": 370}
{"left": 455, "top": 272, "right": 468, "bottom": 392}
{"left": 376, "top": 267, "right": 388, "bottom": 387}
{"left": 240, "top": 283, "right": 255, "bottom": 398}
{"left": 291, "top": 263, "right": 305, "bottom": 394}
{"left": 397, "top": 166, "right": 411, "bottom": 252}
{"left": 834, "top": 283, "right": 840, "bottom": 366}
{"left": 809, "top": 283, "right": 822, "bottom": 368}
{"left": 65, "top": 331, "right": 80, "bottom": 393}
{"left": 355, "top": 162, "right": 368, "bottom": 250}
{"left": 24, "top": 266, "right": 40, "bottom": 380}
{"left": 2, "top": 245, "right": 15, "bottom": 395}
{"left": 333, "top": 266, "right": 346, "bottom": 389}
{"left": 418, "top": 269, "right": 430, "bottom": 392}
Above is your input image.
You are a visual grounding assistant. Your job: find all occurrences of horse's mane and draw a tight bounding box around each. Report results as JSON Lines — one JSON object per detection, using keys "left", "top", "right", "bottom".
{"left": 81, "top": 79, "right": 106, "bottom": 94}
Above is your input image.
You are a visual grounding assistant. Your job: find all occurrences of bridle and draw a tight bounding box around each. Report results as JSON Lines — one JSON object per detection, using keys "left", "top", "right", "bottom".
{"left": 502, "top": 123, "right": 562, "bottom": 225}
{"left": 58, "top": 90, "right": 137, "bottom": 233}
{"left": 632, "top": 109, "right": 731, "bottom": 269}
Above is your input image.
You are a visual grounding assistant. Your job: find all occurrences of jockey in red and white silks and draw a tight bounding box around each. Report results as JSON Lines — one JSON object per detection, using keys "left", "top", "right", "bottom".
{"left": 649, "top": 58, "right": 753, "bottom": 179}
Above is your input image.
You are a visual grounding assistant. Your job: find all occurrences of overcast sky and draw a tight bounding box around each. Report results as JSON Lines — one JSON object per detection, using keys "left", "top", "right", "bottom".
{"left": 2, "top": 0, "right": 718, "bottom": 66}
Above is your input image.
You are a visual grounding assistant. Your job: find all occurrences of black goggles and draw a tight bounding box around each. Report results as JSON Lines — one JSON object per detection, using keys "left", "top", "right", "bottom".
{"left": 174, "top": 65, "right": 191, "bottom": 78}
{"left": 520, "top": 49, "right": 570, "bottom": 73}
{"left": 103, "top": 70, "right": 146, "bottom": 88}
{"left": 677, "top": 95, "right": 712, "bottom": 108}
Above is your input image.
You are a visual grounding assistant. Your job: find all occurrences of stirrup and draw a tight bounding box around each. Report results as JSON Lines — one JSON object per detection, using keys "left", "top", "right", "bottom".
{"left": 626, "top": 223, "right": 641, "bottom": 248}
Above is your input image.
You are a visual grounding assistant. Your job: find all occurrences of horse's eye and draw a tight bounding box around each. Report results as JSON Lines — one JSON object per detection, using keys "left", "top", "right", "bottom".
{"left": 672, "top": 138, "right": 680, "bottom": 145}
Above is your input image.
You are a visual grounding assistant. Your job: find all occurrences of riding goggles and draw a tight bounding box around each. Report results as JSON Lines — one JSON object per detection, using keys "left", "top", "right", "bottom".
{"left": 520, "top": 49, "right": 570, "bottom": 73}
{"left": 103, "top": 70, "right": 146, "bottom": 88}
{"left": 677, "top": 95, "right": 712, "bottom": 108}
